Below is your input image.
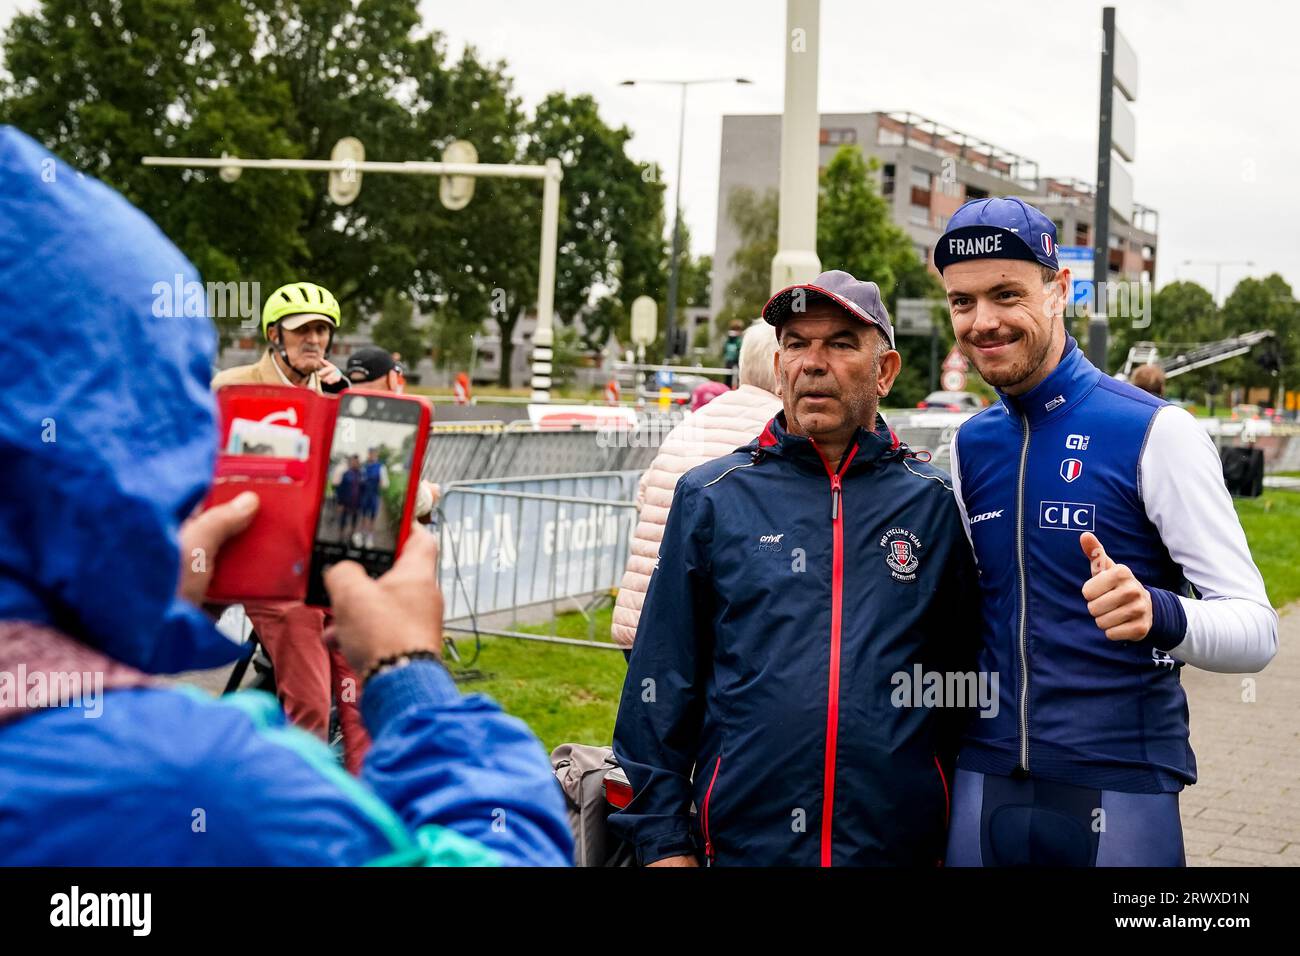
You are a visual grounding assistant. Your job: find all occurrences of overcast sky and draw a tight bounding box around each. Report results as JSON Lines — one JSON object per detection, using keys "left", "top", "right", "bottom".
{"left": 3, "top": 0, "right": 1295, "bottom": 294}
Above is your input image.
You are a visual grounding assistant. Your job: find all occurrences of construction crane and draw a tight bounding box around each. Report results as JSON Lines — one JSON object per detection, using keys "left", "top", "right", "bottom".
{"left": 1120, "top": 330, "right": 1275, "bottom": 379}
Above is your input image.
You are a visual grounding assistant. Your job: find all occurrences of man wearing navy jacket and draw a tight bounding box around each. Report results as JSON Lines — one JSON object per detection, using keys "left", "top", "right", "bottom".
{"left": 937, "top": 198, "right": 1277, "bottom": 866}
{"left": 611, "top": 270, "right": 982, "bottom": 867}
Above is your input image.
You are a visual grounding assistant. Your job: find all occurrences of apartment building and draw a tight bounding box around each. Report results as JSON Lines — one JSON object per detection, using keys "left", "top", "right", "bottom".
{"left": 711, "top": 110, "right": 1158, "bottom": 326}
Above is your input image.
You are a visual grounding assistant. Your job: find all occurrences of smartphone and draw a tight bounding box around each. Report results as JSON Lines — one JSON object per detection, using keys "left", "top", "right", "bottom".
{"left": 305, "top": 391, "right": 428, "bottom": 607}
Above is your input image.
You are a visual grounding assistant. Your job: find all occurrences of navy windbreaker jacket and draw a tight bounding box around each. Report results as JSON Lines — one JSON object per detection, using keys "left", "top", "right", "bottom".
{"left": 611, "top": 411, "right": 981, "bottom": 866}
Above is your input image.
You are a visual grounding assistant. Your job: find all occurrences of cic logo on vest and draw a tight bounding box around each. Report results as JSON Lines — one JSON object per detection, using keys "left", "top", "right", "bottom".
{"left": 1039, "top": 501, "right": 1095, "bottom": 532}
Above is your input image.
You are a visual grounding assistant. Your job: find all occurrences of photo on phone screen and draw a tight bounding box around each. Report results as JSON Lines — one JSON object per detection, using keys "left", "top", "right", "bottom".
{"left": 306, "top": 393, "right": 423, "bottom": 606}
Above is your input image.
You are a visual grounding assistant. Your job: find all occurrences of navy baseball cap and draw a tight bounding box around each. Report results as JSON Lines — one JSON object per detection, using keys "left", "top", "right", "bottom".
{"left": 762, "top": 270, "right": 895, "bottom": 349}
{"left": 933, "top": 197, "right": 1059, "bottom": 275}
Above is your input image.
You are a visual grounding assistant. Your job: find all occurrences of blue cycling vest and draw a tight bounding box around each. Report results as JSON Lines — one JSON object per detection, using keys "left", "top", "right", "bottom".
{"left": 953, "top": 336, "right": 1193, "bottom": 793}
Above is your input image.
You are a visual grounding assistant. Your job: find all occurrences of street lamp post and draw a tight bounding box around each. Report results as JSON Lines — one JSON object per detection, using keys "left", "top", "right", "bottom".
{"left": 771, "top": 0, "right": 822, "bottom": 296}
{"left": 621, "top": 76, "right": 751, "bottom": 360}
{"left": 1181, "top": 259, "right": 1255, "bottom": 306}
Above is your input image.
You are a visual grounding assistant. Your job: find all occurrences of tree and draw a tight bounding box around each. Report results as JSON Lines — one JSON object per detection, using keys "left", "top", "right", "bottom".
{"left": 816, "top": 145, "right": 946, "bottom": 407}
{"left": 436, "top": 88, "right": 669, "bottom": 384}
{"left": 370, "top": 290, "right": 426, "bottom": 365}
{"left": 526, "top": 93, "right": 665, "bottom": 352}
{"left": 716, "top": 186, "right": 779, "bottom": 332}
{"left": 549, "top": 325, "right": 584, "bottom": 389}
{"left": 1106, "top": 280, "right": 1218, "bottom": 399}
{"left": 1, "top": 3, "right": 667, "bottom": 385}
{"left": 681, "top": 253, "right": 712, "bottom": 309}
{"left": 1220, "top": 274, "right": 1297, "bottom": 403}
{"left": 0, "top": 0, "right": 314, "bottom": 338}
{"left": 0, "top": 0, "right": 479, "bottom": 341}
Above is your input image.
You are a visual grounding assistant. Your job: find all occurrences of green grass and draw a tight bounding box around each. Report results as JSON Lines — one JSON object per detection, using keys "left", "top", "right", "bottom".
{"left": 441, "top": 493, "right": 1300, "bottom": 751}
{"left": 1235, "top": 490, "right": 1300, "bottom": 609}
{"left": 444, "top": 603, "right": 626, "bottom": 753}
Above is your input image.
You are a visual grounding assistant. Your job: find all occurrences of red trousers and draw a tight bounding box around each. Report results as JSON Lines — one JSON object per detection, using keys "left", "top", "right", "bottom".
{"left": 242, "top": 601, "right": 371, "bottom": 774}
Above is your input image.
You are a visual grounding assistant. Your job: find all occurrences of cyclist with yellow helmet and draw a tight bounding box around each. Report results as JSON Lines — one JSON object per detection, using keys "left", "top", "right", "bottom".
{"left": 211, "top": 280, "right": 370, "bottom": 772}
{"left": 213, "top": 281, "right": 348, "bottom": 394}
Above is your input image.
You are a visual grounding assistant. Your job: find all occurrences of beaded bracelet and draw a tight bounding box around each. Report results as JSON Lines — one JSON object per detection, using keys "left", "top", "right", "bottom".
{"left": 361, "top": 650, "right": 443, "bottom": 687}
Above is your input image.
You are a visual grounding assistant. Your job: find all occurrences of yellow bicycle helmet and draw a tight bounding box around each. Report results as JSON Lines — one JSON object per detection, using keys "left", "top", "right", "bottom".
{"left": 261, "top": 282, "right": 342, "bottom": 338}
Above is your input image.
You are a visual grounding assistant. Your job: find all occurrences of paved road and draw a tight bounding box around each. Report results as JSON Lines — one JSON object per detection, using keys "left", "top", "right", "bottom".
{"left": 1181, "top": 602, "right": 1300, "bottom": 866}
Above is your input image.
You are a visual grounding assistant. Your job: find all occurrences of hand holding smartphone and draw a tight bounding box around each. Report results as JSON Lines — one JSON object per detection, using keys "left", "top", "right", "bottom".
{"left": 202, "top": 385, "right": 432, "bottom": 607}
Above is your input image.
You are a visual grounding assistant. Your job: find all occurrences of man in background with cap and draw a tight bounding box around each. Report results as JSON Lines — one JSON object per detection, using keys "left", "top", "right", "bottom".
{"left": 346, "top": 345, "right": 407, "bottom": 393}
{"left": 610, "top": 270, "right": 981, "bottom": 866}
{"left": 936, "top": 197, "right": 1276, "bottom": 866}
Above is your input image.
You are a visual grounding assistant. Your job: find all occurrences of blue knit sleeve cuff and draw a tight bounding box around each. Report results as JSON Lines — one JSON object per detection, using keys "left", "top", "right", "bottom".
{"left": 361, "top": 659, "right": 461, "bottom": 733}
{"left": 1142, "top": 586, "right": 1188, "bottom": 651}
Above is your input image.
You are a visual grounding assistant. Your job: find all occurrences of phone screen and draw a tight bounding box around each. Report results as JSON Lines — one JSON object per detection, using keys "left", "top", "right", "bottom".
{"left": 305, "top": 393, "right": 424, "bottom": 606}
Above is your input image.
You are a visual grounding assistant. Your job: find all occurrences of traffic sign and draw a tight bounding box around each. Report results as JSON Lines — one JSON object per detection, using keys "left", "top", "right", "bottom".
{"left": 631, "top": 296, "right": 657, "bottom": 347}
{"left": 328, "top": 137, "right": 365, "bottom": 205}
{"left": 895, "top": 298, "right": 943, "bottom": 337}
{"left": 942, "top": 369, "right": 967, "bottom": 392}
{"left": 439, "top": 140, "right": 478, "bottom": 210}
{"left": 1058, "top": 245, "right": 1094, "bottom": 309}
{"left": 942, "top": 345, "right": 968, "bottom": 373}
{"left": 218, "top": 151, "right": 242, "bottom": 184}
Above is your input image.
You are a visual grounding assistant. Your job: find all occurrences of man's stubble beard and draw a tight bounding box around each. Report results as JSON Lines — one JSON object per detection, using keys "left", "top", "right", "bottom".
{"left": 971, "top": 329, "right": 1056, "bottom": 390}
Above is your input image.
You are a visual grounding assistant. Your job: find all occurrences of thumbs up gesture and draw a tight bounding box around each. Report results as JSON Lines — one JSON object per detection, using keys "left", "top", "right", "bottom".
{"left": 1079, "top": 532, "right": 1152, "bottom": 641}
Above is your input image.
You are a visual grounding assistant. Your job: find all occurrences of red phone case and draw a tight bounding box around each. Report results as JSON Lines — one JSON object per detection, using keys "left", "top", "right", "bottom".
{"left": 202, "top": 385, "right": 432, "bottom": 605}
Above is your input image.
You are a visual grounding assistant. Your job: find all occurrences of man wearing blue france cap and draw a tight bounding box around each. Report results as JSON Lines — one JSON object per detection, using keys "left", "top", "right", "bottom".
{"left": 936, "top": 197, "right": 1276, "bottom": 866}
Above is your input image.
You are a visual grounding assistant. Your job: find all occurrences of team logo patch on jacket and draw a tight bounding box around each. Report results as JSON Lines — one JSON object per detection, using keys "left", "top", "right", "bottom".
{"left": 881, "top": 528, "right": 922, "bottom": 581}
{"left": 1060, "top": 458, "right": 1083, "bottom": 482}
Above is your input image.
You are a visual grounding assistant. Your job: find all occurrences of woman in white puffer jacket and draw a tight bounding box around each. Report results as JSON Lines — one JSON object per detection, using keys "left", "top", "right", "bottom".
{"left": 612, "top": 321, "right": 782, "bottom": 651}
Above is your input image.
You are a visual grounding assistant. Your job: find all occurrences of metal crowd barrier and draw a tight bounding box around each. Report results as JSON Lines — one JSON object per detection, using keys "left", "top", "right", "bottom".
{"left": 436, "top": 473, "right": 639, "bottom": 648}
{"left": 421, "top": 419, "right": 673, "bottom": 486}
{"left": 418, "top": 412, "right": 967, "bottom": 487}
{"left": 890, "top": 421, "right": 960, "bottom": 474}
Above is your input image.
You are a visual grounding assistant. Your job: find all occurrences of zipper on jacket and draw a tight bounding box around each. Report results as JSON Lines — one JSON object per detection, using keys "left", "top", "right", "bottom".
{"left": 933, "top": 754, "right": 950, "bottom": 827}
{"left": 701, "top": 755, "right": 722, "bottom": 865}
{"left": 812, "top": 440, "right": 859, "bottom": 867}
{"left": 1014, "top": 412, "right": 1031, "bottom": 775}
